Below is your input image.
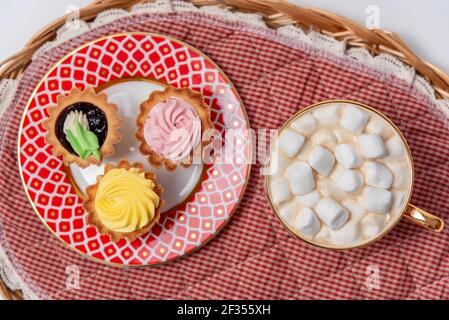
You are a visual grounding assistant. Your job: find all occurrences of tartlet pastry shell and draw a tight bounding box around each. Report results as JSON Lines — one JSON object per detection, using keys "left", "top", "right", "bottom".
{"left": 43, "top": 87, "right": 122, "bottom": 168}
{"left": 84, "top": 160, "right": 165, "bottom": 242}
{"left": 136, "top": 87, "right": 213, "bottom": 171}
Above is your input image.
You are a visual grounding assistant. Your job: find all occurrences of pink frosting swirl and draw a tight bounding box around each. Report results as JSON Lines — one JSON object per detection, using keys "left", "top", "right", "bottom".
{"left": 144, "top": 97, "right": 201, "bottom": 162}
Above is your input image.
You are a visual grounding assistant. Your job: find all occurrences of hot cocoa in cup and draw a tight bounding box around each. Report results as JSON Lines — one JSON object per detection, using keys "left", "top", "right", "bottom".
{"left": 266, "top": 100, "right": 443, "bottom": 249}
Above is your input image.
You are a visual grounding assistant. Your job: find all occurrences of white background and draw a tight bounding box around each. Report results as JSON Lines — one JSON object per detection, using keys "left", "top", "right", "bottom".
{"left": 1, "top": 0, "right": 449, "bottom": 74}
{"left": 0, "top": 0, "right": 448, "bottom": 299}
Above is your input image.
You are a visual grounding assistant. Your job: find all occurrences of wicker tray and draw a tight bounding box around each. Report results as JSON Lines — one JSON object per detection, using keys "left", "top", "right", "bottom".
{"left": 1, "top": 0, "right": 449, "bottom": 300}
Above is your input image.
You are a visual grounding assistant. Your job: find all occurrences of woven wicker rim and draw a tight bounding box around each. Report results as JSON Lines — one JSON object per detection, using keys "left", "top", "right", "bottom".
{"left": 1, "top": 0, "right": 449, "bottom": 300}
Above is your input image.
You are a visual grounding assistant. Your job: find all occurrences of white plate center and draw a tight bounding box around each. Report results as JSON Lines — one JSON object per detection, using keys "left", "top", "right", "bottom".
{"left": 69, "top": 80, "right": 204, "bottom": 212}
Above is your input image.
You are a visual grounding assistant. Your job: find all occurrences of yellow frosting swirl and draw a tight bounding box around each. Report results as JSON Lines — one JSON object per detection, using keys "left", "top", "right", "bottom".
{"left": 94, "top": 168, "right": 160, "bottom": 233}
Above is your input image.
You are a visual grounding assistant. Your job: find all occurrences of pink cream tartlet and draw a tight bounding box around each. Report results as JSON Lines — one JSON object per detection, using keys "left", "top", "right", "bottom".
{"left": 136, "top": 87, "right": 213, "bottom": 171}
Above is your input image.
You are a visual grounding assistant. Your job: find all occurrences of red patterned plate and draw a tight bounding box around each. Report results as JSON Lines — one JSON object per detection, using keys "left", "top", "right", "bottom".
{"left": 18, "top": 33, "right": 251, "bottom": 267}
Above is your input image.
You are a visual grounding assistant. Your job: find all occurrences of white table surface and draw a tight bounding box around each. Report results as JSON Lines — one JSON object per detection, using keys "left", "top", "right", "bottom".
{"left": 0, "top": 0, "right": 448, "bottom": 300}
{"left": 1, "top": 0, "right": 448, "bottom": 74}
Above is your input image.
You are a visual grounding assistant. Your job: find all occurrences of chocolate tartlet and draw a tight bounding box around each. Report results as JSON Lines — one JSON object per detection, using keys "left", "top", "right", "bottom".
{"left": 44, "top": 87, "right": 122, "bottom": 168}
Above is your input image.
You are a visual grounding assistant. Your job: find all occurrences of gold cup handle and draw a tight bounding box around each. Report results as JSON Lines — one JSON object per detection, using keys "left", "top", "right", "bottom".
{"left": 404, "top": 204, "right": 444, "bottom": 232}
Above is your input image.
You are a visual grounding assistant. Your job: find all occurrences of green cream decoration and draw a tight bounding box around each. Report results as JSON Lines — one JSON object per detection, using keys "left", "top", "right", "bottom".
{"left": 63, "top": 111, "right": 101, "bottom": 160}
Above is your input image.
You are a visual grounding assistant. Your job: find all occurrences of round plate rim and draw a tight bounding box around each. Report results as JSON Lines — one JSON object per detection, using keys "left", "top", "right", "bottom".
{"left": 16, "top": 32, "right": 253, "bottom": 268}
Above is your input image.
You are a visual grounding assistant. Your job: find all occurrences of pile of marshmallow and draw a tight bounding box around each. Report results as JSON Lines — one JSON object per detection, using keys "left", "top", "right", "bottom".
{"left": 268, "top": 103, "right": 412, "bottom": 247}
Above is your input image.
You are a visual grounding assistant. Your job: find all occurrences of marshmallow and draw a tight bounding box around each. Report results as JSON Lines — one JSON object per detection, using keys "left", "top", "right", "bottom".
{"left": 278, "top": 201, "right": 298, "bottom": 225}
{"left": 361, "top": 213, "right": 387, "bottom": 238}
{"left": 278, "top": 129, "right": 305, "bottom": 158}
{"left": 291, "top": 114, "right": 317, "bottom": 135}
{"left": 313, "top": 105, "right": 340, "bottom": 125}
{"left": 286, "top": 161, "right": 316, "bottom": 195}
{"left": 294, "top": 207, "right": 320, "bottom": 238}
{"left": 334, "top": 129, "right": 352, "bottom": 144}
{"left": 313, "top": 129, "right": 337, "bottom": 150}
{"left": 342, "top": 199, "right": 366, "bottom": 222}
{"left": 366, "top": 117, "right": 392, "bottom": 140}
{"left": 336, "top": 169, "right": 363, "bottom": 192}
{"left": 307, "top": 145, "right": 335, "bottom": 176}
{"left": 269, "top": 150, "right": 290, "bottom": 178}
{"left": 270, "top": 177, "right": 291, "bottom": 205}
{"left": 316, "top": 198, "right": 349, "bottom": 230}
{"left": 331, "top": 222, "right": 361, "bottom": 245}
{"left": 386, "top": 136, "right": 405, "bottom": 159}
{"left": 340, "top": 106, "right": 369, "bottom": 133}
{"left": 387, "top": 162, "right": 410, "bottom": 189}
{"left": 360, "top": 187, "right": 393, "bottom": 214}
{"left": 296, "top": 191, "right": 321, "bottom": 208}
{"left": 357, "top": 134, "right": 387, "bottom": 158}
{"left": 363, "top": 161, "right": 394, "bottom": 189}
{"left": 365, "top": 116, "right": 392, "bottom": 139}
{"left": 317, "top": 179, "right": 344, "bottom": 198}
{"left": 316, "top": 226, "right": 330, "bottom": 240}
{"left": 392, "top": 191, "right": 407, "bottom": 210}
{"left": 335, "top": 144, "right": 362, "bottom": 169}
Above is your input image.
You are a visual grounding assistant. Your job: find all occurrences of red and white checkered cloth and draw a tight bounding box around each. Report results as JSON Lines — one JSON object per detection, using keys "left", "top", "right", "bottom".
{"left": 1, "top": 12, "right": 449, "bottom": 300}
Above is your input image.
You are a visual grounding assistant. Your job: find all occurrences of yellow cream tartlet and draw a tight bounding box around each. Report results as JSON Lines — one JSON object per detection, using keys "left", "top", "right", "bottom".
{"left": 84, "top": 160, "right": 164, "bottom": 241}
